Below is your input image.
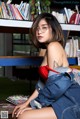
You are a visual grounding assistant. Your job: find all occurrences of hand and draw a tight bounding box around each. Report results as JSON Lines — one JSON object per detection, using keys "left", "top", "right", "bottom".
{"left": 12, "top": 102, "right": 31, "bottom": 118}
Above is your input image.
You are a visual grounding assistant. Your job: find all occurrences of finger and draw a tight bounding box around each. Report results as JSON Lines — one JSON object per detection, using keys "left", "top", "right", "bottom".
{"left": 12, "top": 106, "right": 19, "bottom": 117}
{"left": 16, "top": 109, "right": 23, "bottom": 117}
{"left": 16, "top": 107, "right": 32, "bottom": 117}
{"left": 12, "top": 108, "right": 17, "bottom": 117}
{"left": 20, "top": 107, "right": 32, "bottom": 114}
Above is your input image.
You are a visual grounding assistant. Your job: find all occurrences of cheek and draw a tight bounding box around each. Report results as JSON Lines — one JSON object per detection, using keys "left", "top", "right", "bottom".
{"left": 46, "top": 31, "right": 53, "bottom": 40}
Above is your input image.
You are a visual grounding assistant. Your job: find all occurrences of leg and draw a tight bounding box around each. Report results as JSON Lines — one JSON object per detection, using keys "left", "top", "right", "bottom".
{"left": 18, "top": 107, "right": 57, "bottom": 119}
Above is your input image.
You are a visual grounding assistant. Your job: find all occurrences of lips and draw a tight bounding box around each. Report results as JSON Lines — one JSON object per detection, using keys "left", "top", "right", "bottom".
{"left": 37, "top": 36, "right": 43, "bottom": 40}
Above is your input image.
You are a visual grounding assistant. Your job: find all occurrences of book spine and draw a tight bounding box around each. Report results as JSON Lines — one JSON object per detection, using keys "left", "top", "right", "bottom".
{"left": 74, "top": 13, "right": 80, "bottom": 24}
{"left": 64, "top": 7, "right": 69, "bottom": 23}
{"left": 1, "top": 2, "right": 9, "bottom": 19}
{"left": 8, "top": 3, "right": 16, "bottom": 19}
{"left": 12, "top": 4, "right": 23, "bottom": 20}
{"left": 0, "top": 1, "right": 4, "bottom": 18}
{"left": 6, "top": 3, "right": 13, "bottom": 19}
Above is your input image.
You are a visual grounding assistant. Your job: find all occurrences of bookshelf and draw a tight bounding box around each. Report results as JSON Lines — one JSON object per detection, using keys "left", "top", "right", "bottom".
{"left": 0, "top": 20, "right": 80, "bottom": 65}
{"left": 0, "top": 0, "right": 79, "bottom": 94}
{"left": 0, "top": 19, "right": 32, "bottom": 29}
{"left": 0, "top": 19, "right": 80, "bottom": 66}
{"left": 0, "top": 19, "right": 80, "bottom": 31}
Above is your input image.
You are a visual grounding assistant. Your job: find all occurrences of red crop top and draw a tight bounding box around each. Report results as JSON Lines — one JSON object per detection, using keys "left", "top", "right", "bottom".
{"left": 38, "top": 65, "right": 59, "bottom": 81}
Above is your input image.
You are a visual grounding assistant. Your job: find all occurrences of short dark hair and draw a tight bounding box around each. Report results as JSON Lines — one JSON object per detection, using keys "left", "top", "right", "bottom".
{"left": 31, "top": 13, "right": 64, "bottom": 49}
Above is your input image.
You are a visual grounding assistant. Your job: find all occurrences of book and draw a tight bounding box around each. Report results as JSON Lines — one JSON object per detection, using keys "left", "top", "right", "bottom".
{"left": 1, "top": 2, "right": 10, "bottom": 19}
{"left": 6, "top": 95, "right": 29, "bottom": 105}
{"left": 8, "top": 3, "right": 16, "bottom": 19}
{"left": 17, "top": 2, "right": 31, "bottom": 20}
{"left": 64, "top": 7, "right": 69, "bottom": 23}
{"left": 11, "top": 4, "right": 23, "bottom": 20}
{"left": 0, "top": 1, "right": 4, "bottom": 18}
{"left": 69, "top": 38, "right": 74, "bottom": 57}
{"left": 77, "top": 49, "right": 80, "bottom": 66}
{"left": 65, "top": 40, "right": 71, "bottom": 57}
{"left": 6, "top": 3, "right": 13, "bottom": 19}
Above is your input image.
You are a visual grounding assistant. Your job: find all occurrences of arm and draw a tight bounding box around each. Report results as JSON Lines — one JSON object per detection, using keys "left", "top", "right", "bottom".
{"left": 12, "top": 89, "right": 38, "bottom": 117}
{"left": 47, "top": 42, "right": 68, "bottom": 68}
{"left": 25, "top": 89, "right": 39, "bottom": 104}
{"left": 12, "top": 78, "right": 45, "bottom": 117}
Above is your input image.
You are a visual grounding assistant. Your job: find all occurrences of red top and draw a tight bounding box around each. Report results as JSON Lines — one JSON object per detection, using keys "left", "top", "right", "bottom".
{"left": 38, "top": 65, "right": 59, "bottom": 81}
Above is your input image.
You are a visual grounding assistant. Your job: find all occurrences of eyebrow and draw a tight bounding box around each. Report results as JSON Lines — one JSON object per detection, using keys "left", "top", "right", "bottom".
{"left": 38, "top": 24, "right": 48, "bottom": 27}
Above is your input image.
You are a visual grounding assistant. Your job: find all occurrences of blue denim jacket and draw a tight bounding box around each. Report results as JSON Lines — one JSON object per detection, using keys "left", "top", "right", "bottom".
{"left": 30, "top": 71, "right": 80, "bottom": 119}
{"left": 35, "top": 72, "right": 75, "bottom": 106}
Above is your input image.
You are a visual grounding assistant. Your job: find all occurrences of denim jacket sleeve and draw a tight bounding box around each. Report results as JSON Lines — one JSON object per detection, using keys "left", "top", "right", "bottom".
{"left": 35, "top": 78, "right": 45, "bottom": 92}
{"left": 35, "top": 72, "right": 75, "bottom": 106}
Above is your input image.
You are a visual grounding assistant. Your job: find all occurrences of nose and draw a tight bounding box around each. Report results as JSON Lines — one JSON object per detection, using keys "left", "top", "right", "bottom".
{"left": 38, "top": 29, "right": 42, "bottom": 34}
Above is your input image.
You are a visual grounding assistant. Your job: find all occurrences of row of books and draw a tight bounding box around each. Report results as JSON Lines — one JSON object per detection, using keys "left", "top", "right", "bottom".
{"left": 6, "top": 95, "right": 29, "bottom": 105}
{"left": 64, "top": 6, "right": 80, "bottom": 24}
{"left": 0, "top": 1, "right": 31, "bottom": 20}
{"left": 0, "top": 95, "right": 29, "bottom": 115}
{"left": 65, "top": 37, "right": 80, "bottom": 57}
{"left": 52, "top": 6, "right": 80, "bottom": 24}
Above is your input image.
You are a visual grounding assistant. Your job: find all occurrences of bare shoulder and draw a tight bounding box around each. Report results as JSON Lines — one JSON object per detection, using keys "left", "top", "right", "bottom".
{"left": 47, "top": 42, "right": 63, "bottom": 51}
{"left": 47, "top": 42, "right": 68, "bottom": 68}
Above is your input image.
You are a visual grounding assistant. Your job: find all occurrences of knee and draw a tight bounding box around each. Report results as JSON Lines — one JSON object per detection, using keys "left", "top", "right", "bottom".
{"left": 17, "top": 115, "right": 23, "bottom": 119}
{"left": 18, "top": 115, "right": 25, "bottom": 119}
{"left": 17, "top": 113, "right": 26, "bottom": 119}
{"left": 17, "top": 112, "right": 29, "bottom": 119}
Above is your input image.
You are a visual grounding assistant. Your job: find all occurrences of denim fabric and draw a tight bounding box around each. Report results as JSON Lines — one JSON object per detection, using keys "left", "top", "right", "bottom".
{"left": 35, "top": 72, "right": 75, "bottom": 106}
{"left": 62, "top": 104, "right": 80, "bottom": 119}
{"left": 35, "top": 79, "right": 45, "bottom": 92}
{"left": 52, "top": 86, "right": 80, "bottom": 119}
{"left": 34, "top": 71, "right": 80, "bottom": 119}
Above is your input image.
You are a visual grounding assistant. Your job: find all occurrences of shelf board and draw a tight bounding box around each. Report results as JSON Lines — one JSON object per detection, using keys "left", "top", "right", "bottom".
{"left": 0, "top": 19, "right": 32, "bottom": 28}
{"left": 61, "top": 24, "right": 80, "bottom": 31}
{"left": 0, "top": 19, "right": 80, "bottom": 31}
{"left": 70, "top": 65, "right": 80, "bottom": 70}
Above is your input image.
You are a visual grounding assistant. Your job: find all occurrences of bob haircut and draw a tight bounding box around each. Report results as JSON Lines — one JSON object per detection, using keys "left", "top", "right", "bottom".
{"left": 31, "top": 13, "right": 64, "bottom": 49}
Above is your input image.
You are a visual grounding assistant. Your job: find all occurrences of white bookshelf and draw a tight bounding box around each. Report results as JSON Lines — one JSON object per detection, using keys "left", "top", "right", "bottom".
{"left": 0, "top": 19, "right": 80, "bottom": 76}
{"left": 0, "top": 19, "right": 32, "bottom": 28}
{"left": 0, "top": 19, "right": 80, "bottom": 31}
{"left": 61, "top": 24, "right": 80, "bottom": 31}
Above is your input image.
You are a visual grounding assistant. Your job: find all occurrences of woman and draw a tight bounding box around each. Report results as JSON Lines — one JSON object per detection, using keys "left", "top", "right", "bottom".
{"left": 12, "top": 13, "right": 80, "bottom": 119}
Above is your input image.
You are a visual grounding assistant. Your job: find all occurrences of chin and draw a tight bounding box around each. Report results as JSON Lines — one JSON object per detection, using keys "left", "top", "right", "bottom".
{"left": 38, "top": 40, "right": 44, "bottom": 43}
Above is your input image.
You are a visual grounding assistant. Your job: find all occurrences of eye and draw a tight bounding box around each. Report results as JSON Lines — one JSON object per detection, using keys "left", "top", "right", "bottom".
{"left": 42, "top": 26, "right": 48, "bottom": 32}
{"left": 42, "top": 26, "right": 47, "bottom": 29}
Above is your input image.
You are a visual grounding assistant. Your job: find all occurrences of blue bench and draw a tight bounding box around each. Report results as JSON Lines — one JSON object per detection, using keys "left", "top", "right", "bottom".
{"left": 0, "top": 56, "right": 43, "bottom": 66}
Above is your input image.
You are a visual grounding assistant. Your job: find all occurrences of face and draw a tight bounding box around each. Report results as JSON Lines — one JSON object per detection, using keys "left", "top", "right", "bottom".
{"left": 36, "top": 19, "right": 53, "bottom": 44}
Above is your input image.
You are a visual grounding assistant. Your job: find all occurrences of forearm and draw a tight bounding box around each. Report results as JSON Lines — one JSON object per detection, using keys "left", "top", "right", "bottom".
{"left": 26, "top": 79, "right": 44, "bottom": 106}
{"left": 25, "top": 89, "right": 39, "bottom": 105}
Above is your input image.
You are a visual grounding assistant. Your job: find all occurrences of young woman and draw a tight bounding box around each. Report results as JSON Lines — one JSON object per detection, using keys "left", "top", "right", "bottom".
{"left": 12, "top": 13, "right": 80, "bottom": 119}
